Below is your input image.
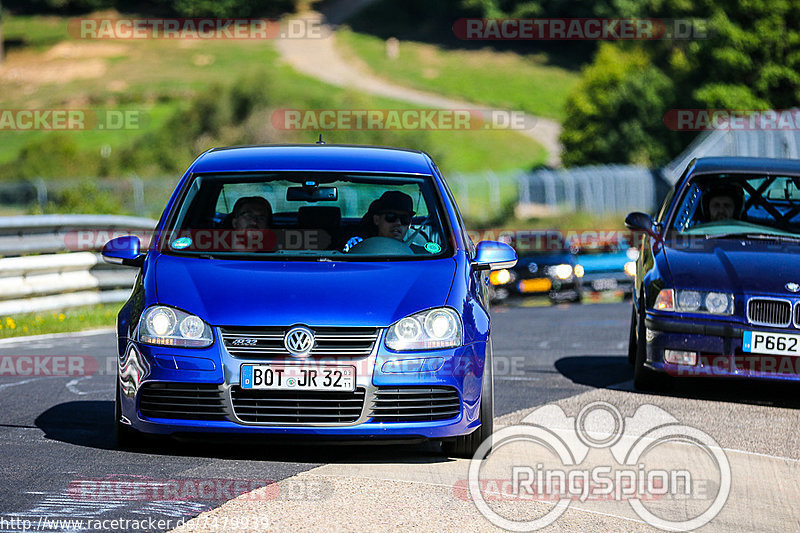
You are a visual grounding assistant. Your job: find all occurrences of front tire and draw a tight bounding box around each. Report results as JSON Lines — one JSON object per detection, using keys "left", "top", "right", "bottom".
{"left": 632, "top": 297, "right": 671, "bottom": 391}
{"left": 443, "top": 348, "right": 494, "bottom": 459}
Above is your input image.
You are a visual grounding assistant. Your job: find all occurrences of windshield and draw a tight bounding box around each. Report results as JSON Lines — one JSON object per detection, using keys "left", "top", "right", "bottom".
{"left": 160, "top": 173, "right": 452, "bottom": 260}
{"left": 668, "top": 173, "right": 800, "bottom": 239}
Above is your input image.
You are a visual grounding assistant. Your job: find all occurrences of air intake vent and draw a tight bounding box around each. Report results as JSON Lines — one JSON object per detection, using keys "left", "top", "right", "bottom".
{"left": 747, "top": 298, "right": 791, "bottom": 327}
{"left": 230, "top": 387, "right": 365, "bottom": 424}
{"left": 370, "top": 386, "right": 461, "bottom": 423}
{"left": 139, "top": 383, "right": 226, "bottom": 421}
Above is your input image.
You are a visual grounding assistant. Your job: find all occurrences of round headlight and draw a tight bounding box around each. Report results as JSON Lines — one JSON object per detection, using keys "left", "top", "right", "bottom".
{"left": 574, "top": 264, "right": 584, "bottom": 278}
{"left": 678, "top": 290, "right": 702, "bottom": 311}
{"left": 705, "top": 292, "right": 730, "bottom": 314}
{"left": 395, "top": 317, "right": 422, "bottom": 340}
{"left": 147, "top": 308, "right": 175, "bottom": 336}
{"left": 553, "top": 264, "right": 573, "bottom": 280}
{"left": 179, "top": 315, "right": 205, "bottom": 339}
{"left": 495, "top": 269, "right": 511, "bottom": 285}
{"left": 424, "top": 310, "right": 457, "bottom": 339}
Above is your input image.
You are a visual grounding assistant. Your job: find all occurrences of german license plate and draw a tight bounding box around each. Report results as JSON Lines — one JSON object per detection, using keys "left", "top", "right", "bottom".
{"left": 591, "top": 278, "right": 618, "bottom": 291}
{"left": 240, "top": 365, "right": 356, "bottom": 391}
{"left": 742, "top": 331, "right": 800, "bottom": 356}
{"left": 518, "top": 278, "right": 552, "bottom": 293}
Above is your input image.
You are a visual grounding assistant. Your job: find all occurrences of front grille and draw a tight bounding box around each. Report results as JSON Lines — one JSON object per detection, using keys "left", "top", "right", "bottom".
{"left": 370, "top": 386, "right": 461, "bottom": 423}
{"left": 747, "top": 298, "right": 792, "bottom": 327}
{"left": 795, "top": 302, "right": 800, "bottom": 327}
{"left": 139, "top": 382, "right": 226, "bottom": 421}
{"left": 220, "top": 327, "right": 379, "bottom": 358}
{"left": 230, "top": 387, "right": 366, "bottom": 424}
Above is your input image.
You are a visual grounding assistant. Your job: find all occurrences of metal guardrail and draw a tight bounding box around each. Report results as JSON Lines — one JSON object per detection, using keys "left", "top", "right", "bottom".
{"left": 0, "top": 215, "right": 157, "bottom": 316}
{"left": 516, "top": 165, "right": 658, "bottom": 217}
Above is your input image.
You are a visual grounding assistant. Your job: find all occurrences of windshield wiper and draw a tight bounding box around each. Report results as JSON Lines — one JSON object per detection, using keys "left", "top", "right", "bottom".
{"left": 705, "top": 232, "right": 800, "bottom": 242}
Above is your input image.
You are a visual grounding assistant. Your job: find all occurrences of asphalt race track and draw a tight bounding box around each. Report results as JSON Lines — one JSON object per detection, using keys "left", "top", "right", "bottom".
{"left": 1, "top": 301, "right": 799, "bottom": 532}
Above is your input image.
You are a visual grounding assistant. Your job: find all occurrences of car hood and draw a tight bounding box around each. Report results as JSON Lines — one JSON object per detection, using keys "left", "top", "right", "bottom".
{"left": 154, "top": 254, "right": 457, "bottom": 327}
{"left": 663, "top": 238, "right": 800, "bottom": 294}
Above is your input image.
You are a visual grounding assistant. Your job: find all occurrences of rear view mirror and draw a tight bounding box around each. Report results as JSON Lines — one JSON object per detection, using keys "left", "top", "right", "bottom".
{"left": 287, "top": 186, "right": 338, "bottom": 202}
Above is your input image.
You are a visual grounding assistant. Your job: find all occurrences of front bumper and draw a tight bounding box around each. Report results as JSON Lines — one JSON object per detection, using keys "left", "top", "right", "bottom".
{"left": 118, "top": 330, "right": 486, "bottom": 439}
{"left": 644, "top": 314, "right": 800, "bottom": 381}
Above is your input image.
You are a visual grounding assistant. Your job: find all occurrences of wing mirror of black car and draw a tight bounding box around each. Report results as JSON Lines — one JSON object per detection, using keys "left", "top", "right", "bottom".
{"left": 287, "top": 186, "right": 338, "bottom": 202}
{"left": 102, "top": 235, "right": 145, "bottom": 267}
{"left": 472, "top": 241, "right": 518, "bottom": 272}
{"left": 625, "top": 211, "right": 662, "bottom": 242}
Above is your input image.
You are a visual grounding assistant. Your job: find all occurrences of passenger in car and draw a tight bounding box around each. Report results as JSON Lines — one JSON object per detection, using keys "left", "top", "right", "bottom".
{"left": 343, "top": 191, "right": 416, "bottom": 252}
{"left": 230, "top": 196, "right": 273, "bottom": 230}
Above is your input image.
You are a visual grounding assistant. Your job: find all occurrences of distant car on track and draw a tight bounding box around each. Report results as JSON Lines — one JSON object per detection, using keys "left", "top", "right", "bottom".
{"left": 575, "top": 234, "right": 638, "bottom": 298}
{"left": 627, "top": 156, "right": 800, "bottom": 389}
{"left": 488, "top": 230, "right": 582, "bottom": 304}
{"left": 102, "top": 144, "right": 516, "bottom": 457}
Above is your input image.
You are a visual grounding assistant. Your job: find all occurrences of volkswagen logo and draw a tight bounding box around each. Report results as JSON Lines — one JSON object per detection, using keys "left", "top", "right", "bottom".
{"left": 284, "top": 326, "right": 315, "bottom": 357}
{"left": 786, "top": 282, "right": 800, "bottom": 293}
{"left": 528, "top": 262, "right": 538, "bottom": 274}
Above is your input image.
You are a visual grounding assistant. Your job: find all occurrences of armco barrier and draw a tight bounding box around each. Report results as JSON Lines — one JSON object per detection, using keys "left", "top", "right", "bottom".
{"left": 0, "top": 215, "right": 157, "bottom": 315}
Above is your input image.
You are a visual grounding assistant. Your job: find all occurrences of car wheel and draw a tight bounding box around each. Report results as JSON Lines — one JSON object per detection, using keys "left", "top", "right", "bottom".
{"left": 442, "top": 348, "right": 494, "bottom": 459}
{"left": 632, "top": 296, "right": 671, "bottom": 391}
{"left": 115, "top": 379, "right": 146, "bottom": 449}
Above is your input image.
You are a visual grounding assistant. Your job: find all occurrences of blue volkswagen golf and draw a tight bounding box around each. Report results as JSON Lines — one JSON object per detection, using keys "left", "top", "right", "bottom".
{"left": 627, "top": 156, "right": 800, "bottom": 390}
{"left": 102, "top": 144, "right": 516, "bottom": 457}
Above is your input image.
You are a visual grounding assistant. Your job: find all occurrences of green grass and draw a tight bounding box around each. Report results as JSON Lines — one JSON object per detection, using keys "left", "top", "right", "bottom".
{"left": 0, "top": 16, "right": 545, "bottom": 176}
{"left": 2, "top": 15, "right": 72, "bottom": 49}
{"left": 336, "top": 29, "right": 581, "bottom": 122}
{"left": 0, "top": 303, "right": 119, "bottom": 339}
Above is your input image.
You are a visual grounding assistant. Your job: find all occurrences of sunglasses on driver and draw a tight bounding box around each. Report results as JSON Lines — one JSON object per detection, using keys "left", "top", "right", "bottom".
{"left": 380, "top": 212, "right": 412, "bottom": 225}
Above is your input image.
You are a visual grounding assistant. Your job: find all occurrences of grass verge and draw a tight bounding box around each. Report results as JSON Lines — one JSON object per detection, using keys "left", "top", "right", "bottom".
{"left": 0, "top": 303, "right": 119, "bottom": 339}
{"left": 336, "top": 28, "right": 580, "bottom": 122}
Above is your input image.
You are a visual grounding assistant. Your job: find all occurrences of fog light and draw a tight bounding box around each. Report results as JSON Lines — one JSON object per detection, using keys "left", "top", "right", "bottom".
{"left": 664, "top": 350, "right": 697, "bottom": 365}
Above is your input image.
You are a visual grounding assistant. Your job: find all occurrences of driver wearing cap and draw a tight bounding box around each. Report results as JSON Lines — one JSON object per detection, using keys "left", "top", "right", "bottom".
{"left": 343, "top": 191, "right": 416, "bottom": 252}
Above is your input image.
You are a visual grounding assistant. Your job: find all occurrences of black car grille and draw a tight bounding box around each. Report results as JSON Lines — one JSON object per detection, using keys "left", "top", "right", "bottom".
{"left": 230, "top": 387, "right": 366, "bottom": 424}
{"left": 139, "top": 383, "right": 226, "bottom": 421}
{"left": 370, "top": 386, "right": 461, "bottom": 423}
{"left": 220, "top": 327, "right": 379, "bottom": 358}
{"left": 747, "top": 298, "right": 792, "bottom": 327}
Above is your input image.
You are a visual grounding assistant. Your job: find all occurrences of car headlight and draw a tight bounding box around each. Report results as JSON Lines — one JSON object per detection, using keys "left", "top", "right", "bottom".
{"left": 489, "top": 269, "right": 515, "bottom": 285}
{"left": 624, "top": 261, "right": 637, "bottom": 277}
{"left": 138, "top": 306, "right": 214, "bottom": 347}
{"left": 385, "top": 307, "right": 463, "bottom": 351}
{"left": 653, "top": 289, "right": 733, "bottom": 315}
{"left": 574, "top": 264, "right": 584, "bottom": 278}
{"left": 549, "top": 264, "right": 573, "bottom": 280}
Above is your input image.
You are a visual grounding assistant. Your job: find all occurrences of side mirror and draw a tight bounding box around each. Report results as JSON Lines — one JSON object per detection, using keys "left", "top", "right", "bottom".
{"left": 625, "top": 212, "right": 661, "bottom": 241}
{"left": 102, "top": 236, "right": 145, "bottom": 267}
{"left": 472, "top": 241, "right": 518, "bottom": 272}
